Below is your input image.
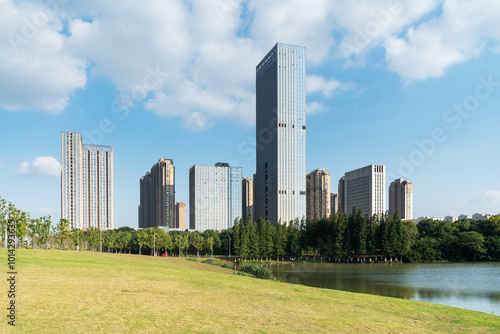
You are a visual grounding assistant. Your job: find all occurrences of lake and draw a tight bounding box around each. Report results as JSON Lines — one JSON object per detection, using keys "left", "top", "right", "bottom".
{"left": 269, "top": 262, "right": 500, "bottom": 315}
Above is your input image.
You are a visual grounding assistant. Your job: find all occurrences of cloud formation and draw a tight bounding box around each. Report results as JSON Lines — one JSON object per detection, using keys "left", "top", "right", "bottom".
{"left": 17, "top": 156, "right": 61, "bottom": 177}
{"left": 1, "top": 0, "right": 500, "bottom": 127}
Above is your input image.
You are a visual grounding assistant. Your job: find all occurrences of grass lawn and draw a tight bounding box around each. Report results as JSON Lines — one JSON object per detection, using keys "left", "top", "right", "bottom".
{"left": 1, "top": 248, "right": 499, "bottom": 333}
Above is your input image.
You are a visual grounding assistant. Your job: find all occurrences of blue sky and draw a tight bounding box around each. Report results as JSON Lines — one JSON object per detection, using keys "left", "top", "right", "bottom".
{"left": 1, "top": 0, "right": 500, "bottom": 228}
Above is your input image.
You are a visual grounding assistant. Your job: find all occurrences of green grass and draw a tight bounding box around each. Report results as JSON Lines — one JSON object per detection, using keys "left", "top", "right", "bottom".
{"left": 2, "top": 249, "right": 499, "bottom": 333}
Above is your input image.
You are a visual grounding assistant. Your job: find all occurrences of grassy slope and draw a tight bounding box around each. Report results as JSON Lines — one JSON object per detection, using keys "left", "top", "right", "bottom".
{"left": 2, "top": 249, "right": 499, "bottom": 334}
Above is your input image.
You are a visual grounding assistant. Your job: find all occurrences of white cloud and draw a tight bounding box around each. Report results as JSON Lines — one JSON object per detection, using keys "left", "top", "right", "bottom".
{"left": 307, "top": 75, "right": 344, "bottom": 97}
{"left": 2, "top": 0, "right": 500, "bottom": 127}
{"left": 335, "top": 0, "right": 441, "bottom": 59}
{"left": 385, "top": 0, "right": 500, "bottom": 81}
{"left": 0, "top": 0, "right": 86, "bottom": 112}
{"left": 307, "top": 101, "right": 328, "bottom": 115}
{"left": 17, "top": 156, "right": 61, "bottom": 177}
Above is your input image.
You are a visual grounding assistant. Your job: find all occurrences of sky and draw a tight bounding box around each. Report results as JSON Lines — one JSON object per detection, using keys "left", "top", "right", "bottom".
{"left": 1, "top": 0, "right": 499, "bottom": 228}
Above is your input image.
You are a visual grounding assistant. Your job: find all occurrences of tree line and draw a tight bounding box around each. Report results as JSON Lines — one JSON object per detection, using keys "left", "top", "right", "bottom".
{"left": 1, "top": 197, "right": 499, "bottom": 261}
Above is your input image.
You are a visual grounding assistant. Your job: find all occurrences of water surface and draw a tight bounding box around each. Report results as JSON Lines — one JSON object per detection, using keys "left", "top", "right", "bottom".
{"left": 270, "top": 262, "right": 500, "bottom": 315}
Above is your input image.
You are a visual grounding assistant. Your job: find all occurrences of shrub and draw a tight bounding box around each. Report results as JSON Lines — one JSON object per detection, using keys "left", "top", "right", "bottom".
{"left": 220, "top": 263, "right": 232, "bottom": 269}
{"left": 202, "top": 259, "right": 214, "bottom": 265}
{"left": 238, "top": 263, "right": 274, "bottom": 280}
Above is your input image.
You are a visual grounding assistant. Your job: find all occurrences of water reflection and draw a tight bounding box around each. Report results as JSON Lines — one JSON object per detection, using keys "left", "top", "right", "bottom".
{"left": 270, "top": 262, "right": 500, "bottom": 315}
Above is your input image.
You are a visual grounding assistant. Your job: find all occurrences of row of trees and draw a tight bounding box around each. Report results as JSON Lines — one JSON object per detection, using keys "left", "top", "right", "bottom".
{"left": 230, "top": 210, "right": 500, "bottom": 262}
{"left": 230, "top": 210, "right": 416, "bottom": 261}
{"left": 2, "top": 197, "right": 499, "bottom": 261}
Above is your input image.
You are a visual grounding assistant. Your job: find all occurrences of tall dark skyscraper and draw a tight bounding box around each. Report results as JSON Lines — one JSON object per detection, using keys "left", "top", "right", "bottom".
{"left": 255, "top": 43, "right": 306, "bottom": 224}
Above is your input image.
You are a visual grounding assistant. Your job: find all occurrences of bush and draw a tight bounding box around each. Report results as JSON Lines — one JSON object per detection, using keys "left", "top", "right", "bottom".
{"left": 202, "top": 259, "right": 214, "bottom": 265}
{"left": 238, "top": 263, "right": 274, "bottom": 280}
{"left": 220, "top": 263, "right": 232, "bottom": 269}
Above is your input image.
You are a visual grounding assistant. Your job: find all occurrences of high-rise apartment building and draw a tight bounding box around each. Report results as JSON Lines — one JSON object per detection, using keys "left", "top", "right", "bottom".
{"left": 330, "top": 193, "right": 339, "bottom": 215}
{"left": 139, "top": 159, "right": 175, "bottom": 229}
{"left": 306, "top": 169, "right": 331, "bottom": 220}
{"left": 389, "top": 178, "right": 413, "bottom": 220}
{"left": 61, "top": 131, "right": 113, "bottom": 230}
{"left": 242, "top": 177, "right": 254, "bottom": 222}
{"left": 189, "top": 163, "right": 242, "bottom": 231}
{"left": 176, "top": 202, "right": 186, "bottom": 230}
{"left": 255, "top": 42, "right": 307, "bottom": 225}
{"left": 338, "top": 177, "right": 345, "bottom": 214}
{"left": 342, "top": 165, "right": 386, "bottom": 217}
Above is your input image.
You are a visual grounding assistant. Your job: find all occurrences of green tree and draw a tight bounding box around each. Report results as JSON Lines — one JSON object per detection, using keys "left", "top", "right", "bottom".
{"left": 70, "top": 229, "right": 83, "bottom": 251}
{"left": 27, "top": 217, "right": 40, "bottom": 249}
{"left": 264, "top": 221, "right": 274, "bottom": 259}
{"left": 233, "top": 220, "right": 241, "bottom": 256}
{"left": 456, "top": 231, "right": 486, "bottom": 261}
{"left": 239, "top": 221, "right": 250, "bottom": 259}
{"left": 204, "top": 236, "right": 214, "bottom": 257}
{"left": 0, "top": 198, "right": 7, "bottom": 247}
{"left": 288, "top": 220, "right": 301, "bottom": 256}
{"left": 180, "top": 234, "right": 189, "bottom": 256}
{"left": 135, "top": 229, "right": 148, "bottom": 255}
{"left": 163, "top": 232, "right": 173, "bottom": 255}
{"left": 54, "top": 218, "right": 71, "bottom": 250}
{"left": 86, "top": 227, "right": 100, "bottom": 252}
{"left": 249, "top": 222, "right": 260, "bottom": 259}
{"left": 274, "top": 222, "right": 287, "bottom": 259}
{"left": 38, "top": 216, "right": 52, "bottom": 249}
{"left": 103, "top": 230, "right": 117, "bottom": 252}
{"left": 191, "top": 233, "right": 205, "bottom": 257}
{"left": 9, "top": 206, "right": 29, "bottom": 249}
{"left": 485, "top": 236, "right": 500, "bottom": 260}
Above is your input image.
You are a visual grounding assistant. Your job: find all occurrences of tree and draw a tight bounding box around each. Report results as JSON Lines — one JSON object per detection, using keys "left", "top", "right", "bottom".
{"left": 274, "top": 222, "right": 287, "bottom": 259}
{"left": 9, "top": 206, "right": 29, "bottom": 249}
{"left": 288, "top": 220, "right": 301, "bottom": 256}
{"left": 104, "top": 230, "right": 117, "bottom": 252}
{"left": 71, "top": 229, "right": 83, "bottom": 251}
{"left": 180, "top": 234, "right": 189, "bottom": 256}
{"left": 334, "top": 213, "right": 347, "bottom": 259}
{"left": 249, "top": 222, "right": 260, "bottom": 259}
{"left": 54, "top": 219, "right": 70, "bottom": 250}
{"left": 86, "top": 227, "right": 100, "bottom": 251}
{"left": 155, "top": 229, "right": 171, "bottom": 255}
{"left": 38, "top": 216, "right": 52, "bottom": 250}
{"left": 264, "top": 221, "right": 274, "bottom": 259}
{"left": 353, "top": 209, "right": 367, "bottom": 255}
{"left": 0, "top": 198, "right": 7, "bottom": 247}
{"left": 27, "top": 217, "right": 40, "bottom": 249}
{"left": 163, "top": 233, "right": 173, "bottom": 255}
{"left": 456, "top": 231, "right": 486, "bottom": 261}
{"left": 191, "top": 233, "right": 204, "bottom": 257}
{"left": 135, "top": 229, "right": 148, "bottom": 255}
{"left": 204, "top": 237, "right": 214, "bottom": 257}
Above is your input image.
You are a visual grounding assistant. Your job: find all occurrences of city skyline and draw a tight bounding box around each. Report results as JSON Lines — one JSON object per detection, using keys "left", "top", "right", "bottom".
{"left": 2, "top": 2, "right": 500, "bottom": 228}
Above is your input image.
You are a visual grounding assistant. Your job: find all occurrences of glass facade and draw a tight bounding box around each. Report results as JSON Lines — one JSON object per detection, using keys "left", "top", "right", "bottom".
{"left": 61, "top": 132, "right": 114, "bottom": 230}
{"left": 189, "top": 163, "right": 242, "bottom": 231}
{"left": 255, "top": 43, "right": 306, "bottom": 224}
